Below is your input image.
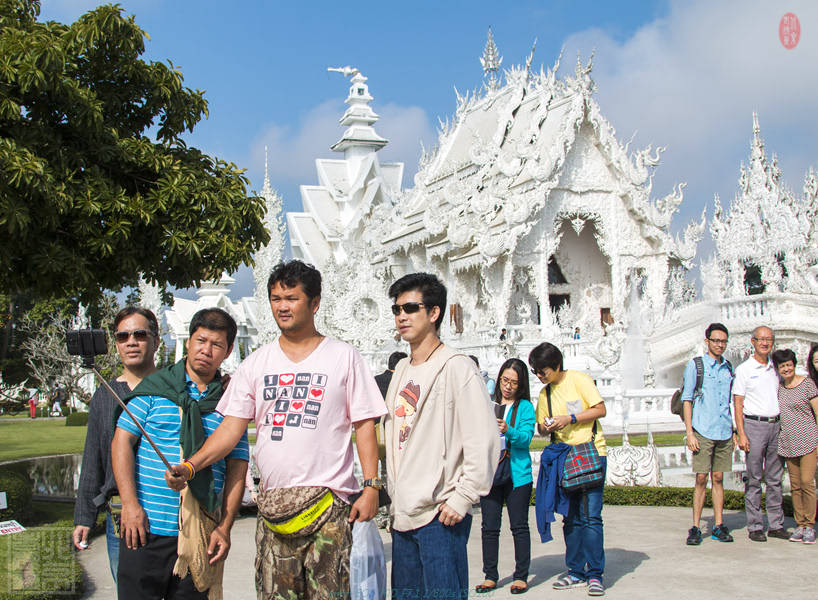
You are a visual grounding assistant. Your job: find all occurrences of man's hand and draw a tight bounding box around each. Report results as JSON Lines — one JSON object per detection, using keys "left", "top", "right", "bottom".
{"left": 686, "top": 431, "right": 700, "bottom": 452}
{"left": 348, "top": 487, "right": 378, "bottom": 523}
{"left": 437, "top": 502, "right": 464, "bottom": 527}
{"left": 72, "top": 525, "right": 90, "bottom": 550}
{"left": 120, "top": 502, "right": 149, "bottom": 550}
{"left": 165, "top": 464, "right": 190, "bottom": 491}
{"left": 207, "top": 525, "right": 231, "bottom": 564}
{"left": 738, "top": 433, "right": 750, "bottom": 452}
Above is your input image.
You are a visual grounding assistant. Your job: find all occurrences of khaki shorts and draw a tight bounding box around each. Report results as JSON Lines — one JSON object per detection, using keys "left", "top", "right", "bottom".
{"left": 692, "top": 431, "right": 733, "bottom": 474}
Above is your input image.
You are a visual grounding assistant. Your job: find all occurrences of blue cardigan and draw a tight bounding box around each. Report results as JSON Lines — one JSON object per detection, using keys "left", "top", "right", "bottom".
{"left": 502, "top": 399, "right": 536, "bottom": 487}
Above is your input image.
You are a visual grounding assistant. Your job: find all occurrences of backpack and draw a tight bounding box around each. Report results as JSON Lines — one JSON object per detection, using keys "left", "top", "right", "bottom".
{"left": 669, "top": 356, "right": 733, "bottom": 421}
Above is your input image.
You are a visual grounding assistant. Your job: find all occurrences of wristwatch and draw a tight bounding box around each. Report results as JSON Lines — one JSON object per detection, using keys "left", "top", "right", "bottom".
{"left": 570, "top": 413, "right": 577, "bottom": 424}
{"left": 362, "top": 477, "right": 384, "bottom": 490}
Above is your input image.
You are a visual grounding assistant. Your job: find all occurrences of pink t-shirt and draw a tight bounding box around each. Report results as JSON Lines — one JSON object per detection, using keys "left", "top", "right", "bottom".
{"left": 216, "top": 337, "right": 386, "bottom": 498}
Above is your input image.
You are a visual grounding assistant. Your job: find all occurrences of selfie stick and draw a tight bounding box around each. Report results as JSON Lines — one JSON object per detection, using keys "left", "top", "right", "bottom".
{"left": 87, "top": 363, "right": 174, "bottom": 471}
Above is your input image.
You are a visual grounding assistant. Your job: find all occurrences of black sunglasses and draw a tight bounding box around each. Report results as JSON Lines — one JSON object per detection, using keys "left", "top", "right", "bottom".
{"left": 114, "top": 329, "right": 151, "bottom": 343}
{"left": 391, "top": 302, "right": 426, "bottom": 316}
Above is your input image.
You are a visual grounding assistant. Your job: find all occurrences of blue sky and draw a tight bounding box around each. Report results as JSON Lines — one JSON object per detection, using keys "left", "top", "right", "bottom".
{"left": 40, "top": 1, "right": 818, "bottom": 299}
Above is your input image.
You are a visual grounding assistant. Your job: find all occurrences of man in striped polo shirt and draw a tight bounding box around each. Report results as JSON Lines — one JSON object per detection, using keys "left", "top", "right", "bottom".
{"left": 112, "top": 308, "right": 249, "bottom": 599}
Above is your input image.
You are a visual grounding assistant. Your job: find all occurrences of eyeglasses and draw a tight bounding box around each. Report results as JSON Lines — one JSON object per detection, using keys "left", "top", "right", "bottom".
{"left": 391, "top": 302, "right": 426, "bottom": 316}
{"left": 499, "top": 377, "right": 519, "bottom": 388}
{"left": 530, "top": 368, "right": 544, "bottom": 377}
{"left": 752, "top": 337, "right": 774, "bottom": 343}
{"left": 114, "top": 329, "right": 151, "bottom": 343}
{"left": 707, "top": 338, "right": 728, "bottom": 346}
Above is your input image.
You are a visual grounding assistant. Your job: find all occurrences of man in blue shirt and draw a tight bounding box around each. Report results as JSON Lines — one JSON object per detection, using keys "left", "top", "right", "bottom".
{"left": 112, "top": 308, "right": 249, "bottom": 599}
{"left": 682, "top": 322, "right": 735, "bottom": 546}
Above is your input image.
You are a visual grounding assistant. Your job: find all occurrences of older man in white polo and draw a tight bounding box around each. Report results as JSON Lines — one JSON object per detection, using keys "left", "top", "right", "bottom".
{"left": 733, "top": 326, "right": 788, "bottom": 541}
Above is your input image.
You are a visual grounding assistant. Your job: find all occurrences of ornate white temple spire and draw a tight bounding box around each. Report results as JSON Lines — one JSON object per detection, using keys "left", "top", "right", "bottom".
{"left": 253, "top": 149, "right": 285, "bottom": 345}
{"left": 262, "top": 145, "right": 271, "bottom": 193}
{"left": 327, "top": 66, "right": 388, "bottom": 159}
{"left": 480, "top": 27, "right": 503, "bottom": 90}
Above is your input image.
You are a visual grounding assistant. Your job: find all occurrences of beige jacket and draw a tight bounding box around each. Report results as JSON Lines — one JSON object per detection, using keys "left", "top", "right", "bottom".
{"left": 384, "top": 345, "right": 500, "bottom": 531}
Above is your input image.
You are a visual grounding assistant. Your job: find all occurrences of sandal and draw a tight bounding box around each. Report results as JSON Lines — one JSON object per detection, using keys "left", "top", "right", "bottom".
{"left": 510, "top": 580, "right": 528, "bottom": 594}
{"left": 475, "top": 580, "right": 497, "bottom": 594}
{"left": 553, "top": 574, "right": 587, "bottom": 590}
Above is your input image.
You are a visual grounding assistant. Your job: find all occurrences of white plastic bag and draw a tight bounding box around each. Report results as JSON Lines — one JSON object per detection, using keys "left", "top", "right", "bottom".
{"left": 349, "top": 520, "right": 387, "bottom": 600}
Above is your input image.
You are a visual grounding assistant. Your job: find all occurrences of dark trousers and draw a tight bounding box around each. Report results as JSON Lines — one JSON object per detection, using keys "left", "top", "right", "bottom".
{"left": 118, "top": 533, "right": 208, "bottom": 600}
{"left": 479, "top": 480, "right": 532, "bottom": 582}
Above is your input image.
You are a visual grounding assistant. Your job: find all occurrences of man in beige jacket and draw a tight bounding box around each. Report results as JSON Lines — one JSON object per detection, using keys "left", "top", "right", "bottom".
{"left": 384, "top": 272, "right": 499, "bottom": 600}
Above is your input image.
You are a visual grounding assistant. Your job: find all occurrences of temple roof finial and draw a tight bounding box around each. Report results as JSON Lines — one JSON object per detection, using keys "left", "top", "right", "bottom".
{"left": 480, "top": 27, "right": 503, "bottom": 90}
{"left": 327, "top": 66, "right": 387, "bottom": 156}
{"left": 263, "top": 145, "right": 271, "bottom": 192}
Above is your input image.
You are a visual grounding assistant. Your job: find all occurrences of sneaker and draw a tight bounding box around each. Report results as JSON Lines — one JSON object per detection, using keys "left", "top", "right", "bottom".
{"left": 748, "top": 529, "right": 767, "bottom": 542}
{"left": 686, "top": 526, "right": 702, "bottom": 545}
{"left": 587, "top": 579, "right": 605, "bottom": 596}
{"left": 802, "top": 528, "right": 816, "bottom": 544}
{"left": 790, "top": 527, "right": 805, "bottom": 542}
{"left": 711, "top": 524, "right": 734, "bottom": 542}
{"left": 767, "top": 528, "right": 790, "bottom": 540}
{"left": 553, "top": 574, "right": 587, "bottom": 590}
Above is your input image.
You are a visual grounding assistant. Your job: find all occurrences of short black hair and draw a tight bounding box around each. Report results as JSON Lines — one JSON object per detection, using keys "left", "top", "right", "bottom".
{"left": 494, "top": 358, "right": 531, "bottom": 404}
{"left": 388, "top": 272, "right": 447, "bottom": 330}
{"left": 772, "top": 348, "right": 797, "bottom": 368}
{"left": 267, "top": 260, "right": 322, "bottom": 300}
{"left": 189, "top": 308, "right": 237, "bottom": 347}
{"left": 529, "top": 342, "right": 564, "bottom": 372}
{"left": 705, "top": 322, "right": 729, "bottom": 339}
{"left": 387, "top": 351, "right": 408, "bottom": 370}
{"left": 114, "top": 306, "right": 159, "bottom": 337}
{"left": 469, "top": 355, "right": 480, "bottom": 367}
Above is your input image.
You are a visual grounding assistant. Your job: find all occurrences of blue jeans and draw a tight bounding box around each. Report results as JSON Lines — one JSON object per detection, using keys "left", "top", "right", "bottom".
{"left": 391, "top": 513, "right": 472, "bottom": 599}
{"left": 564, "top": 457, "right": 606, "bottom": 583}
{"left": 106, "top": 512, "right": 120, "bottom": 584}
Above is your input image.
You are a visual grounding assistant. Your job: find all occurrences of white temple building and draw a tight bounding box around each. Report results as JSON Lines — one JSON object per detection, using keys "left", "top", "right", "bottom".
{"left": 164, "top": 32, "right": 818, "bottom": 457}
{"left": 284, "top": 34, "right": 818, "bottom": 444}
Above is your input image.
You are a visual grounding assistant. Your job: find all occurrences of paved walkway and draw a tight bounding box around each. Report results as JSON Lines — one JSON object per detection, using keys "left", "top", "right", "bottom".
{"left": 78, "top": 505, "right": 816, "bottom": 599}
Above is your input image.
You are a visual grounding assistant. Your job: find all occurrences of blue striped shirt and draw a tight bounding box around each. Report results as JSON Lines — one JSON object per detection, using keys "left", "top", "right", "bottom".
{"left": 117, "top": 376, "right": 249, "bottom": 536}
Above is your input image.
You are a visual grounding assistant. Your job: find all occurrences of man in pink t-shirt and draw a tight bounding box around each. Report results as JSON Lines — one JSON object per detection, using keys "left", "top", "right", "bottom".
{"left": 164, "top": 260, "right": 385, "bottom": 599}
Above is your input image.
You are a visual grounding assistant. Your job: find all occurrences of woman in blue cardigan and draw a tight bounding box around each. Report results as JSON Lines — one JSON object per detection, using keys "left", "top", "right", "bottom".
{"left": 476, "top": 358, "right": 536, "bottom": 595}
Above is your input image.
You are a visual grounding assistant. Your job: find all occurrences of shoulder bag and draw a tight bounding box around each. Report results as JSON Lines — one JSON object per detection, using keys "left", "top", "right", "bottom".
{"left": 545, "top": 384, "right": 605, "bottom": 492}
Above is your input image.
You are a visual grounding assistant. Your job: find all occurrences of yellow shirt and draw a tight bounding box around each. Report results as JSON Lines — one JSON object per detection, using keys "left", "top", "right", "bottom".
{"left": 536, "top": 370, "right": 607, "bottom": 456}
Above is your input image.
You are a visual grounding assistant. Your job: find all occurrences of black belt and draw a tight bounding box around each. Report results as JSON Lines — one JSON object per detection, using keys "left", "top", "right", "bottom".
{"left": 744, "top": 414, "right": 779, "bottom": 423}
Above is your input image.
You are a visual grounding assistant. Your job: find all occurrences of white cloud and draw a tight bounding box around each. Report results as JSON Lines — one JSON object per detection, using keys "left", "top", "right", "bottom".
{"left": 559, "top": 0, "right": 818, "bottom": 230}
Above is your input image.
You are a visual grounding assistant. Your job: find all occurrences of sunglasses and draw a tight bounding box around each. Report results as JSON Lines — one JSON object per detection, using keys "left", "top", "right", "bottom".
{"left": 391, "top": 302, "right": 426, "bottom": 316}
{"left": 114, "top": 329, "right": 151, "bottom": 343}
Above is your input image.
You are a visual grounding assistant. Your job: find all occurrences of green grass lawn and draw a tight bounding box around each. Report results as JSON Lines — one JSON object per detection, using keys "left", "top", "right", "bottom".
{"left": 0, "top": 419, "right": 87, "bottom": 462}
{"left": 529, "top": 432, "right": 685, "bottom": 452}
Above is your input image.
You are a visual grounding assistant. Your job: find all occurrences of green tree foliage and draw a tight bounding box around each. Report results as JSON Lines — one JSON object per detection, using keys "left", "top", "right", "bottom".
{"left": 0, "top": 1, "right": 269, "bottom": 301}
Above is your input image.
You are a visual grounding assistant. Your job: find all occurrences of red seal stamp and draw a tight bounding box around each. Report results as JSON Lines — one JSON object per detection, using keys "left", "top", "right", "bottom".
{"left": 779, "top": 13, "right": 800, "bottom": 50}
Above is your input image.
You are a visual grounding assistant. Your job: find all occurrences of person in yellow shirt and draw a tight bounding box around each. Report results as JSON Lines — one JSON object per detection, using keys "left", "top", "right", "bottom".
{"left": 530, "top": 342, "right": 607, "bottom": 597}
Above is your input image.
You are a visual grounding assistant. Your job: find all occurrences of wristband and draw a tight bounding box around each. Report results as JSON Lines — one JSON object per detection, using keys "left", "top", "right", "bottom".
{"left": 182, "top": 459, "right": 195, "bottom": 481}
{"left": 570, "top": 413, "right": 577, "bottom": 424}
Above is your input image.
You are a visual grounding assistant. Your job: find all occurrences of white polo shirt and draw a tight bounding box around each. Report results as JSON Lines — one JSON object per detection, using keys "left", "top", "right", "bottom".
{"left": 733, "top": 356, "right": 780, "bottom": 417}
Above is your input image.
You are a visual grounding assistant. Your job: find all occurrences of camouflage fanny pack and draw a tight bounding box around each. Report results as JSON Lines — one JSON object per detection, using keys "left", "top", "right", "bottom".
{"left": 257, "top": 486, "right": 334, "bottom": 538}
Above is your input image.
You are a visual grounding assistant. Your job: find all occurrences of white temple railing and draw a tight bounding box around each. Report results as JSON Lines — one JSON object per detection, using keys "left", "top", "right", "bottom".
{"left": 598, "top": 388, "right": 683, "bottom": 434}
{"left": 719, "top": 296, "right": 767, "bottom": 321}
